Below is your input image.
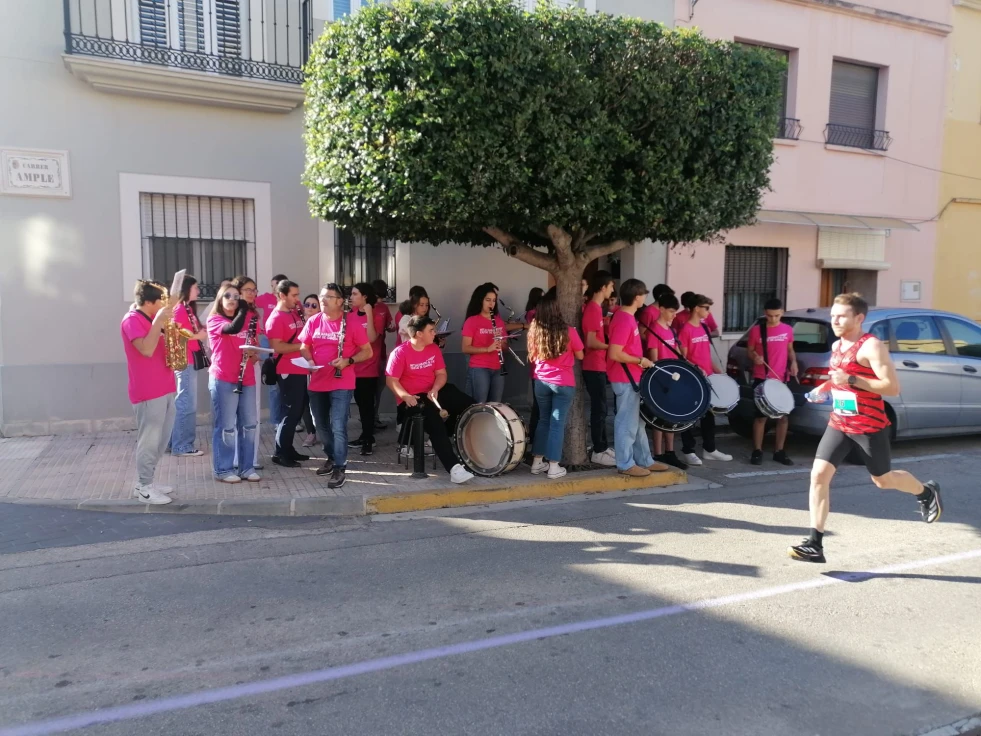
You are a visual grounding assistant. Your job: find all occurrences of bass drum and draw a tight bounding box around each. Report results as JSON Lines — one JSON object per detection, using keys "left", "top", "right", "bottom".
{"left": 639, "top": 360, "right": 711, "bottom": 433}
{"left": 455, "top": 402, "right": 528, "bottom": 477}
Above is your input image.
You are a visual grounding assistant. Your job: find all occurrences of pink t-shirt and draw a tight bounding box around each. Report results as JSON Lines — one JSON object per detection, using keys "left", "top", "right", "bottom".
{"left": 646, "top": 321, "right": 678, "bottom": 362}
{"left": 120, "top": 310, "right": 177, "bottom": 404}
{"left": 298, "top": 312, "right": 369, "bottom": 392}
{"left": 747, "top": 322, "right": 794, "bottom": 380}
{"left": 385, "top": 342, "right": 446, "bottom": 404}
{"left": 636, "top": 305, "right": 657, "bottom": 336}
{"left": 255, "top": 292, "right": 278, "bottom": 327}
{"left": 678, "top": 322, "right": 714, "bottom": 374}
{"left": 673, "top": 310, "right": 718, "bottom": 335}
{"left": 208, "top": 311, "right": 264, "bottom": 386}
{"left": 265, "top": 307, "right": 308, "bottom": 376}
{"left": 463, "top": 314, "right": 502, "bottom": 370}
{"left": 533, "top": 327, "right": 583, "bottom": 387}
{"left": 173, "top": 303, "right": 201, "bottom": 355}
{"left": 352, "top": 307, "right": 389, "bottom": 378}
{"left": 581, "top": 300, "right": 606, "bottom": 372}
{"left": 606, "top": 310, "right": 643, "bottom": 384}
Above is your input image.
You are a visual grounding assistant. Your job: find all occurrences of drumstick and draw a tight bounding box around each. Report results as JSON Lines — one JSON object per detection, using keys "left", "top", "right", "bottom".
{"left": 650, "top": 365, "right": 681, "bottom": 381}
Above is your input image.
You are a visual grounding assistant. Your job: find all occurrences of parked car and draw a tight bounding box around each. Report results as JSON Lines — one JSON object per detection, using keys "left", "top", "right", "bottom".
{"left": 725, "top": 307, "right": 981, "bottom": 441}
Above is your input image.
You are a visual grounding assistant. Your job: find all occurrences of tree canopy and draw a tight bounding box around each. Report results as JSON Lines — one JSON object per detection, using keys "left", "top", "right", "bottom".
{"left": 303, "top": 0, "right": 785, "bottom": 269}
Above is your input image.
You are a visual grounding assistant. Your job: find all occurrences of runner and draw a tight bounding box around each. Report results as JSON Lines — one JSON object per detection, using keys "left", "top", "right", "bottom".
{"left": 789, "top": 293, "right": 943, "bottom": 563}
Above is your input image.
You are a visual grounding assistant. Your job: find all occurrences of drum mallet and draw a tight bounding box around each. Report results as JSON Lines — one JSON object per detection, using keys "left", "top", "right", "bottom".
{"left": 430, "top": 394, "right": 450, "bottom": 420}
{"left": 648, "top": 364, "right": 681, "bottom": 392}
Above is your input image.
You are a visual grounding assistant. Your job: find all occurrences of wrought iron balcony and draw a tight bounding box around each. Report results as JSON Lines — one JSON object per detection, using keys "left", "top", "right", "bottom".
{"left": 62, "top": 0, "right": 312, "bottom": 85}
{"left": 824, "top": 123, "right": 891, "bottom": 152}
{"left": 777, "top": 117, "right": 802, "bottom": 141}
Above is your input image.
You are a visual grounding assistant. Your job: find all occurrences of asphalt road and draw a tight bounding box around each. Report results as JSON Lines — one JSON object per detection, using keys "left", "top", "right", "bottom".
{"left": 1, "top": 433, "right": 979, "bottom": 736}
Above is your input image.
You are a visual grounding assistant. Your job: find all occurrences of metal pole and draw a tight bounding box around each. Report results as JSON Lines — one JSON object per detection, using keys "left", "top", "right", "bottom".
{"left": 63, "top": 0, "right": 73, "bottom": 53}
{"left": 411, "top": 411, "right": 426, "bottom": 479}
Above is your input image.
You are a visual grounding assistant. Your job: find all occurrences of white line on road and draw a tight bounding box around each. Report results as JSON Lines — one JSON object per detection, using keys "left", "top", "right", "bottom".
{"left": 3, "top": 547, "right": 980, "bottom": 736}
{"left": 724, "top": 453, "right": 960, "bottom": 479}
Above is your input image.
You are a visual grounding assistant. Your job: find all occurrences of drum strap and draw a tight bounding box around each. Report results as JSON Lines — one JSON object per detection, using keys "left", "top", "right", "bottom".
{"left": 759, "top": 318, "right": 770, "bottom": 371}
{"left": 649, "top": 325, "right": 685, "bottom": 361}
{"left": 702, "top": 323, "right": 725, "bottom": 371}
{"left": 624, "top": 362, "right": 641, "bottom": 394}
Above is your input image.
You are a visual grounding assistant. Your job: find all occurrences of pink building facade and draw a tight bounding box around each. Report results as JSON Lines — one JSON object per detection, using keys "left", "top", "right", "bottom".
{"left": 665, "top": 0, "right": 951, "bottom": 339}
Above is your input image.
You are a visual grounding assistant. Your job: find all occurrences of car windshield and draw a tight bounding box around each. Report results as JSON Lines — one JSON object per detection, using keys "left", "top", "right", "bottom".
{"left": 735, "top": 318, "right": 832, "bottom": 353}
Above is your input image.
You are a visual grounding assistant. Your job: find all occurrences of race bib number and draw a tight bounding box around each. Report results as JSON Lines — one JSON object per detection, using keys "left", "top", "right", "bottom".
{"left": 831, "top": 389, "right": 858, "bottom": 416}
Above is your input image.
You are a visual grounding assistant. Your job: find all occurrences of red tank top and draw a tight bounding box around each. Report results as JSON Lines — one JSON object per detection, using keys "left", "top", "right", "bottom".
{"left": 828, "top": 333, "right": 890, "bottom": 435}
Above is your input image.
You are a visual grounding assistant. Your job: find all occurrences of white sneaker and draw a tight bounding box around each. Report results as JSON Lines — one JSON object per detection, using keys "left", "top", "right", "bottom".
{"left": 547, "top": 465, "right": 568, "bottom": 480}
{"left": 244, "top": 472, "right": 261, "bottom": 482}
{"left": 133, "top": 485, "right": 172, "bottom": 505}
{"left": 682, "top": 453, "right": 703, "bottom": 467}
{"left": 399, "top": 446, "right": 415, "bottom": 459}
{"left": 150, "top": 483, "right": 174, "bottom": 494}
{"left": 450, "top": 464, "right": 474, "bottom": 484}
{"left": 703, "top": 450, "right": 733, "bottom": 462}
{"left": 174, "top": 450, "right": 204, "bottom": 457}
{"left": 220, "top": 474, "right": 242, "bottom": 484}
{"left": 590, "top": 448, "right": 616, "bottom": 467}
{"left": 302, "top": 434, "right": 316, "bottom": 447}
{"left": 530, "top": 458, "right": 548, "bottom": 475}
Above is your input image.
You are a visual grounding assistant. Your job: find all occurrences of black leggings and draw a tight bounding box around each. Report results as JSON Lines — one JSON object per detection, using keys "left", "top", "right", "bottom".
{"left": 397, "top": 384, "right": 475, "bottom": 472}
{"left": 354, "top": 377, "right": 378, "bottom": 443}
{"left": 681, "top": 412, "right": 716, "bottom": 454}
{"left": 582, "top": 370, "right": 609, "bottom": 453}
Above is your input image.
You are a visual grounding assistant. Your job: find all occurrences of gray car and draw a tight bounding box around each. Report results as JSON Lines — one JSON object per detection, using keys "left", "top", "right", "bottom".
{"left": 725, "top": 307, "right": 981, "bottom": 441}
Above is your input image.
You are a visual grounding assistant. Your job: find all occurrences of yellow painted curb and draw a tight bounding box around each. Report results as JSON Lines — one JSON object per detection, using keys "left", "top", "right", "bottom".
{"left": 367, "top": 469, "right": 688, "bottom": 514}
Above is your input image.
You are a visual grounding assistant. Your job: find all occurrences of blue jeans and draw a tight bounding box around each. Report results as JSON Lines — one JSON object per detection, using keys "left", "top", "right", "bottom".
{"left": 260, "top": 335, "right": 283, "bottom": 425}
{"left": 309, "top": 389, "right": 353, "bottom": 469}
{"left": 611, "top": 382, "right": 655, "bottom": 472}
{"left": 170, "top": 364, "right": 198, "bottom": 454}
{"left": 466, "top": 366, "right": 504, "bottom": 404}
{"left": 532, "top": 380, "right": 575, "bottom": 462}
{"left": 209, "top": 376, "right": 258, "bottom": 479}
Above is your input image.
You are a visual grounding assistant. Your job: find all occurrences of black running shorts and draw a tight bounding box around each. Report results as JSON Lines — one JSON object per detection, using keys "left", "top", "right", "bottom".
{"left": 815, "top": 425, "right": 891, "bottom": 477}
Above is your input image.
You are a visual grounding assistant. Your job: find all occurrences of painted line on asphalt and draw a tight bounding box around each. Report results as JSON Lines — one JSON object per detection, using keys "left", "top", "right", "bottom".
{"left": 724, "top": 452, "right": 960, "bottom": 479}
{"left": 3, "top": 547, "right": 980, "bottom": 736}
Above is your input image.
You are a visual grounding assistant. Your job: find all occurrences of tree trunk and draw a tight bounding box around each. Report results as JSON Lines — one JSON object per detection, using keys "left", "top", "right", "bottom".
{"left": 554, "top": 264, "right": 591, "bottom": 467}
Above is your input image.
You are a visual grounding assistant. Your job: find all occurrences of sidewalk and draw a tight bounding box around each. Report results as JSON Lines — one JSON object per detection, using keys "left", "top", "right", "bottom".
{"left": 0, "top": 422, "right": 687, "bottom": 516}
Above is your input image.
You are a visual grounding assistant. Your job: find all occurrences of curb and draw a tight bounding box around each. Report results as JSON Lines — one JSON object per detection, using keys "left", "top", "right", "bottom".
{"left": 1, "top": 470, "right": 687, "bottom": 517}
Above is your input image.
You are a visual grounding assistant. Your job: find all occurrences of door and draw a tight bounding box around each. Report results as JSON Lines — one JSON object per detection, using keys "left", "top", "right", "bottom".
{"left": 938, "top": 316, "right": 981, "bottom": 428}
{"left": 889, "top": 316, "right": 963, "bottom": 430}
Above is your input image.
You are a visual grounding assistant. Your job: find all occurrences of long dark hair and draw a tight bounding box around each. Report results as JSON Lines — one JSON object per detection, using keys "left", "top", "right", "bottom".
{"left": 525, "top": 287, "right": 544, "bottom": 313}
{"left": 352, "top": 282, "right": 378, "bottom": 307}
{"left": 527, "top": 288, "right": 569, "bottom": 362}
{"left": 465, "top": 283, "right": 498, "bottom": 319}
{"left": 399, "top": 285, "right": 428, "bottom": 316}
{"left": 178, "top": 274, "right": 198, "bottom": 304}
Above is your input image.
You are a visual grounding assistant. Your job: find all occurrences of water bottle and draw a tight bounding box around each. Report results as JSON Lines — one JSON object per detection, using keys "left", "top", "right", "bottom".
{"left": 805, "top": 390, "right": 829, "bottom": 404}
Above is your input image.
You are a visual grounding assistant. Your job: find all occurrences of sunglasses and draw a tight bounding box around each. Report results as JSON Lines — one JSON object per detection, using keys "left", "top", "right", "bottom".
{"left": 303, "top": 302, "right": 318, "bottom": 308}
{"left": 222, "top": 294, "right": 240, "bottom": 300}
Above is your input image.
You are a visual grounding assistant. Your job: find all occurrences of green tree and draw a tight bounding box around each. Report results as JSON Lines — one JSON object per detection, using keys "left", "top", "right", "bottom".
{"left": 304, "top": 0, "right": 785, "bottom": 466}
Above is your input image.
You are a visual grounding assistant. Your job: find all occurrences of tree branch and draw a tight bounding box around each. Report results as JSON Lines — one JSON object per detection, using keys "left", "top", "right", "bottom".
{"left": 484, "top": 226, "right": 557, "bottom": 273}
{"left": 586, "top": 239, "right": 633, "bottom": 261}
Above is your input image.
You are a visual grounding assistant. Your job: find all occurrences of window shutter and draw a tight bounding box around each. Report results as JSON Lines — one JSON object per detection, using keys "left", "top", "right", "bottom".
{"left": 829, "top": 61, "right": 877, "bottom": 130}
{"left": 333, "top": 0, "right": 352, "bottom": 18}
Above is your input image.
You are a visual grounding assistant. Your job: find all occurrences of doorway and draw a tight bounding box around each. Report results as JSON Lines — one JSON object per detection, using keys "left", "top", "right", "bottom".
{"left": 820, "top": 269, "right": 878, "bottom": 307}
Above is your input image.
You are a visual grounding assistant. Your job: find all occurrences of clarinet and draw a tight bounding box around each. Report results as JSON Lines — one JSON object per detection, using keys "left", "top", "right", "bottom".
{"left": 491, "top": 312, "right": 508, "bottom": 377}
{"left": 334, "top": 300, "right": 349, "bottom": 379}
{"left": 233, "top": 309, "right": 258, "bottom": 394}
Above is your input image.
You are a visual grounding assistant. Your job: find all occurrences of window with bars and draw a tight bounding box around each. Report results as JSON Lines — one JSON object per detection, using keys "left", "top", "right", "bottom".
{"left": 334, "top": 228, "right": 396, "bottom": 300}
{"left": 138, "top": 0, "right": 239, "bottom": 56}
{"left": 140, "top": 193, "right": 256, "bottom": 300}
{"left": 723, "top": 246, "right": 788, "bottom": 333}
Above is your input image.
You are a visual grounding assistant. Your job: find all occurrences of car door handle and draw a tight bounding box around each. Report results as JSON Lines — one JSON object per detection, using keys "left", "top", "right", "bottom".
{"left": 902, "top": 360, "right": 919, "bottom": 368}
{"left": 965, "top": 365, "right": 978, "bottom": 374}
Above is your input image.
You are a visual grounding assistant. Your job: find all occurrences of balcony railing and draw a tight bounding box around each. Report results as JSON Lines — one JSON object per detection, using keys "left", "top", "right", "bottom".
{"left": 824, "top": 123, "right": 892, "bottom": 152}
{"left": 777, "top": 117, "right": 802, "bottom": 141}
{"left": 63, "top": 0, "right": 312, "bottom": 85}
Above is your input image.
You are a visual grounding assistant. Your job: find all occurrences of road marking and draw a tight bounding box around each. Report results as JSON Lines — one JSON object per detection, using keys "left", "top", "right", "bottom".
{"left": 724, "top": 453, "right": 960, "bottom": 479}
{"left": 3, "top": 547, "right": 980, "bottom": 736}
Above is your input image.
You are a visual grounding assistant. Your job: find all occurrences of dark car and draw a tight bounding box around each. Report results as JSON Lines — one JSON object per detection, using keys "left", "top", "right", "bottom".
{"left": 725, "top": 307, "right": 981, "bottom": 441}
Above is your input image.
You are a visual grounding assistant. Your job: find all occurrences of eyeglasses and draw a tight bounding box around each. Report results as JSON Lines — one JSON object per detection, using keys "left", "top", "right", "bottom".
{"left": 697, "top": 304, "right": 712, "bottom": 309}
{"left": 322, "top": 295, "right": 344, "bottom": 301}
{"left": 240, "top": 287, "right": 257, "bottom": 295}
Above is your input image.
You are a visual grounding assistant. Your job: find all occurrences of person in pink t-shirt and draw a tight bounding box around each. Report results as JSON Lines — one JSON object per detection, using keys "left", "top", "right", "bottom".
{"left": 348, "top": 282, "right": 388, "bottom": 456}
{"left": 527, "top": 289, "right": 584, "bottom": 480}
{"left": 386, "top": 315, "right": 475, "bottom": 484}
{"left": 747, "top": 298, "right": 799, "bottom": 466}
{"left": 677, "top": 294, "right": 732, "bottom": 465}
{"left": 673, "top": 291, "right": 720, "bottom": 337}
{"left": 643, "top": 292, "right": 688, "bottom": 471}
{"left": 462, "top": 284, "right": 510, "bottom": 403}
{"left": 208, "top": 282, "right": 264, "bottom": 483}
{"left": 580, "top": 271, "right": 616, "bottom": 467}
{"left": 265, "top": 279, "right": 310, "bottom": 468}
{"left": 371, "top": 279, "right": 397, "bottom": 431}
{"left": 120, "top": 280, "right": 178, "bottom": 505}
{"left": 299, "top": 283, "right": 372, "bottom": 489}
{"left": 607, "top": 279, "right": 669, "bottom": 477}
{"left": 169, "top": 274, "right": 209, "bottom": 458}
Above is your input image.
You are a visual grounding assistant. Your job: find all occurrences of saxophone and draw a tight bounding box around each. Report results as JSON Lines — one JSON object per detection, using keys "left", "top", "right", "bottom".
{"left": 161, "top": 290, "right": 196, "bottom": 372}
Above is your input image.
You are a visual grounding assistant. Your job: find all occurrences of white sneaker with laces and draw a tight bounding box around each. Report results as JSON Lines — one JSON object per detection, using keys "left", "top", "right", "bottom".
{"left": 682, "top": 453, "right": 703, "bottom": 466}
{"left": 530, "top": 458, "right": 548, "bottom": 475}
{"left": 244, "top": 472, "right": 261, "bottom": 482}
{"left": 220, "top": 474, "right": 242, "bottom": 484}
{"left": 591, "top": 448, "right": 616, "bottom": 467}
{"left": 133, "top": 485, "right": 172, "bottom": 505}
{"left": 547, "top": 465, "right": 568, "bottom": 480}
{"left": 450, "top": 464, "right": 474, "bottom": 484}
{"left": 703, "top": 449, "right": 733, "bottom": 462}
{"left": 150, "top": 483, "right": 174, "bottom": 494}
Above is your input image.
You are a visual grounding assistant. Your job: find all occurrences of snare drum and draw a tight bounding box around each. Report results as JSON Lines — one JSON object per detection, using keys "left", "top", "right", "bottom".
{"left": 707, "top": 374, "right": 740, "bottom": 415}
{"left": 754, "top": 379, "right": 795, "bottom": 419}
{"left": 455, "top": 402, "right": 528, "bottom": 477}
{"left": 639, "top": 359, "right": 711, "bottom": 433}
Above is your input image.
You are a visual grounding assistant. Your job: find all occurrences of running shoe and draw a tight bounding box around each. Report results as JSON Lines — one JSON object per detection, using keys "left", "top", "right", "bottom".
{"left": 918, "top": 481, "right": 943, "bottom": 523}
{"left": 788, "top": 539, "right": 826, "bottom": 564}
